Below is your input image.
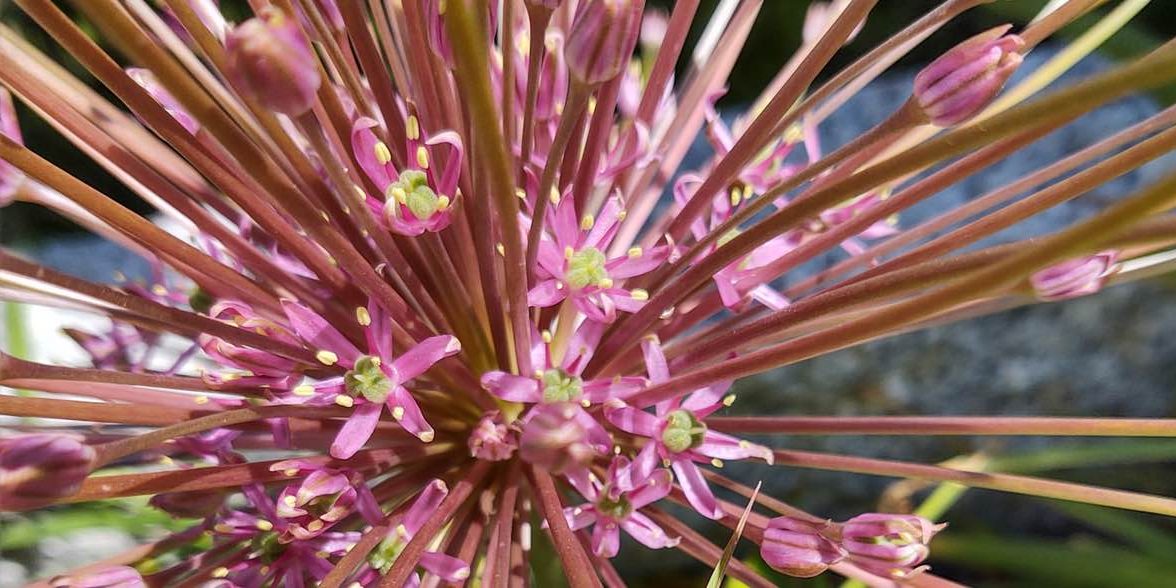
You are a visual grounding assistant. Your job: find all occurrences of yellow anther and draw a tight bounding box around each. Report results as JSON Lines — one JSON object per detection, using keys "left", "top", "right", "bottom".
{"left": 616, "top": 209, "right": 627, "bottom": 221}
{"left": 515, "top": 188, "right": 527, "bottom": 200}
{"left": 730, "top": 188, "right": 742, "bottom": 207}
{"left": 284, "top": 468, "right": 299, "bottom": 477}
{"left": 293, "top": 384, "right": 315, "bottom": 397}
{"left": 395, "top": 524, "right": 409, "bottom": 538}
{"left": 307, "top": 520, "right": 324, "bottom": 532}
{"left": 320, "top": 210, "right": 330, "bottom": 221}
{"left": 284, "top": 495, "right": 298, "bottom": 506}
{"left": 564, "top": 246, "right": 575, "bottom": 259}
{"left": 158, "top": 455, "right": 174, "bottom": 466}
{"left": 194, "top": 395, "right": 209, "bottom": 405}
{"left": 388, "top": 185, "right": 408, "bottom": 204}
{"left": 627, "top": 247, "right": 643, "bottom": 258}
{"left": 316, "top": 350, "right": 338, "bottom": 366}
{"left": 599, "top": 278, "right": 614, "bottom": 289}
{"left": 255, "top": 519, "right": 274, "bottom": 531}
{"left": 415, "top": 145, "right": 429, "bottom": 169}
{"left": 581, "top": 399, "right": 591, "bottom": 408}
{"left": 213, "top": 524, "right": 234, "bottom": 534}
{"left": 373, "top": 141, "right": 392, "bottom": 165}
{"left": 580, "top": 214, "right": 595, "bottom": 231}
{"left": 541, "top": 330, "right": 553, "bottom": 343}
{"left": 419, "top": 430, "right": 435, "bottom": 442}
{"left": 391, "top": 406, "right": 405, "bottom": 420}
{"left": 151, "top": 284, "right": 168, "bottom": 296}
{"left": 437, "top": 195, "right": 451, "bottom": 210}
{"left": 630, "top": 289, "right": 648, "bottom": 301}
{"left": 711, "top": 458, "right": 724, "bottom": 468}
{"left": 334, "top": 394, "right": 354, "bottom": 408}
{"left": 356, "top": 307, "right": 372, "bottom": 326}
{"left": 496, "top": 243, "right": 505, "bottom": 256}
{"left": 406, "top": 115, "right": 420, "bottom": 140}
{"left": 212, "top": 567, "right": 229, "bottom": 579}
{"left": 723, "top": 394, "right": 736, "bottom": 406}
{"left": 783, "top": 124, "right": 804, "bottom": 144}
{"left": 549, "top": 186, "right": 561, "bottom": 204}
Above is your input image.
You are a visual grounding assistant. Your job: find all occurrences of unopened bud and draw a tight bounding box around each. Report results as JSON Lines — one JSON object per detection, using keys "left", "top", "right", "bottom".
{"left": 913, "top": 26, "right": 1024, "bottom": 127}
{"left": 1030, "top": 250, "right": 1119, "bottom": 301}
{"left": 468, "top": 411, "right": 517, "bottom": 461}
{"left": 518, "top": 403, "right": 596, "bottom": 474}
{"left": 50, "top": 565, "right": 145, "bottom": 588}
{"left": 761, "top": 516, "right": 846, "bottom": 578}
{"left": 565, "top": 0, "right": 640, "bottom": 85}
{"left": 839, "top": 513, "right": 944, "bottom": 579}
{"left": 1, "top": 88, "right": 25, "bottom": 207}
{"left": 225, "top": 7, "right": 321, "bottom": 116}
{"left": 0, "top": 434, "right": 96, "bottom": 511}
{"left": 150, "top": 489, "right": 227, "bottom": 519}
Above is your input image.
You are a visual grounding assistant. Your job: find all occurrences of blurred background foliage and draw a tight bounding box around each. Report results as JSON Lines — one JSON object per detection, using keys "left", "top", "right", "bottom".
{"left": 1, "top": 1, "right": 1175, "bottom": 586}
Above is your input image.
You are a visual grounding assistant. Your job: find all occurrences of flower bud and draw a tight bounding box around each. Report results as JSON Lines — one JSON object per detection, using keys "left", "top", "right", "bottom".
{"left": 150, "top": 489, "right": 227, "bottom": 518}
{"left": 225, "top": 7, "right": 321, "bottom": 116}
{"left": 0, "top": 434, "right": 96, "bottom": 511}
{"left": 913, "top": 26, "right": 1024, "bottom": 127}
{"left": 519, "top": 403, "right": 596, "bottom": 475}
{"left": 1030, "top": 250, "right": 1119, "bottom": 301}
{"left": 468, "top": 411, "right": 517, "bottom": 461}
{"left": 51, "top": 565, "right": 145, "bottom": 588}
{"left": 839, "top": 513, "right": 944, "bottom": 579}
{"left": 1, "top": 88, "right": 25, "bottom": 207}
{"left": 566, "top": 0, "right": 640, "bottom": 85}
{"left": 761, "top": 516, "right": 846, "bottom": 578}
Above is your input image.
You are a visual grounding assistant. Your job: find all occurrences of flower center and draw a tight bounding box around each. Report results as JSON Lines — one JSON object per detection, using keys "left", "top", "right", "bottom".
{"left": 386, "top": 169, "right": 442, "bottom": 221}
{"left": 565, "top": 247, "right": 610, "bottom": 289}
{"left": 541, "top": 369, "right": 584, "bottom": 403}
{"left": 344, "top": 355, "right": 393, "bottom": 403}
{"left": 249, "top": 530, "right": 285, "bottom": 563}
{"left": 596, "top": 488, "right": 632, "bottom": 520}
{"left": 661, "top": 409, "right": 706, "bottom": 454}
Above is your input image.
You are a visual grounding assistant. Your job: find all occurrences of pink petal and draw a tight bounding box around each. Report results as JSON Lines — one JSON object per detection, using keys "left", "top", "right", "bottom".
{"left": 355, "top": 482, "right": 385, "bottom": 526}
{"left": 574, "top": 407, "right": 614, "bottom": 454}
{"left": 420, "top": 551, "right": 470, "bottom": 583}
{"left": 605, "top": 245, "right": 670, "bottom": 279}
{"left": 403, "top": 479, "right": 448, "bottom": 537}
{"left": 351, "top": 116, "right": 396, "bottom": 188}
{"left": 641, "top": 337, "right": 670, "bottom": 383}
{"left": 281, "top": 300, "right": 363, "bottom": 367}
{"left": 604, "top": 403, "right": 659, "bottom": 437}
{"left": 528, "top": 279, "right": 568, "bottom": 308}
{"left": 583, "top": 197, "right": 624, "bottom": 250}
{"left": 481, "top": 372, "right": 542, "bottom": 403}
{"left": 424, "top": 130, "right": 463, "bottom": 197}
{"left": 582, "top": 376, "right": 646, "bottom": 403}
{"left": 592, "top": 520, "right": 621, "bottom": 558}
{"left": 391, "top": 335, "right": 461, "bottom": 382}
{"left": 330, "top": 402, "right": 382, "bottom": 459}
{"left": 364, "top": 297, "right": 395, "bottom": 361}
{"left": 694, "top": 431, "right": 773, "bottom": 462}
{"left": 389, "top": 386, "right": 434, "bottom": 442}
{"left": 564, "top": 504, "right": 599, "bottom": 530}
{"left": 681, "top": 381, "right": 733, "bottom": 414}
{"left": 630, "top": 442, "right": 659, "bottom": 483}
{"left": 671, "top": 458, "right": 724, "bottom": 520}
{"left": 627, "top": 468, "right": 672, "bottom": 509}
{"left": 621, "top": 510, "right": 678, "bottom": 549}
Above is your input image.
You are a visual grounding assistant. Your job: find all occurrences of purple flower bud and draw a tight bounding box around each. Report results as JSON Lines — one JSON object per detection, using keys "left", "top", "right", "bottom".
{"left": 518, "top": 402, "right": 598, "bottom": 475}
{"left": 760, "top": 516, "right": 846, "bottom": 578}
{"left": 1, "top": 88, "right": 25, "bottom": 207}
{"left": 150, "top": 489, "right": 227, "bottom": 518}
{"left": 126, "top": 68, "right": 200, "bottom": 134}
{"left": 913, "top": 26, "right": 1024, "bottom": 127}
{"left": 50, "top": 565, "right": 145, "bottom": 588}
{"left": 565, "top": 0, "right": 641, "bottom": 85}
{"left": 0, "top": 434, "right": 96, "bottom": 511}
{"left": 225, "top": 7, "right": 321, "bottom": 116}
{"left": 1030, "top": 250, "right": 1119, "bottom": 301}
{"left": 468, "top": 411, "right": 517, "bottom": 461}
{"left": 838, "top": 513, "right": 945, "bottom": 579}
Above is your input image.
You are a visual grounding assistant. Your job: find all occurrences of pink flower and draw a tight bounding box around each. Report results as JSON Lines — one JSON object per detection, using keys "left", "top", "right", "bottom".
{"left": 0, "top": 433, "right": 95, "bottom": 511}
{"left": 351, "top": 116, "right": 463, "bottom": 236}
{"left": 225, "top": 7, "right": 321, "bottom": 116}
{"left": 605, "top": 337, "right": 772, "bottom": 519}
{"left": 1030, "top": 250, "right": 1119, "bottom": 301}
{"left": 528, "top": 195, "right": 670, "bottom": 322}
{"left": 838, "top": 513, "right": 945, "bottom": 579}
{"left": 518, "top": 402, "right": 604, "bottom": 475}
{"left": 761, "top": 516, "right": 846, "bottom": 578}
{"left": 354, "top": 480, "right": 471, "bottom": 585}
{"left": 468, "top": 411, "right": 518, "bottom": 461}
{"left": 914, "top": 25, "right": 1024, "bottom": 126}
{"left": 280, "top": 299, "right": 461, "bottom": 456}
{"left": 270, "top": 460, "right": 384, "bottom": 541}
{"left": 198, "top": 301, "right": 302, "bottom": 391}
{"left": 563, "top": 455, "right": 678, "bottom": 558}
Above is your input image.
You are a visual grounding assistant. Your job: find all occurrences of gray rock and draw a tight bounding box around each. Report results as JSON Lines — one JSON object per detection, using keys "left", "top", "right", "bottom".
{"left": 35, "top": 528, "right": 138, "bottom": 578}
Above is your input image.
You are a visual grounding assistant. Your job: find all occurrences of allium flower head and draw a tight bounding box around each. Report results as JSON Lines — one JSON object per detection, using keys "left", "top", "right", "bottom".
{"left": 2, "top": 1, "right": 1175, "bottom": 585}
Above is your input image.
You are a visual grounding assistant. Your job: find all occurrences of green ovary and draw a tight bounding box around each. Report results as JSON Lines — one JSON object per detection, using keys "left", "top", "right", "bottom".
{"left": 661, "top": 409, "right": 707, "bottom": 454}
{"left": 344, "top": 355, "right": 393, "bottom": 403}
{"left": 565, "top": 247, "right": 609, "bottom": 289}
{"left": 542, "top": 369, "right": 584, "bottom": 403}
